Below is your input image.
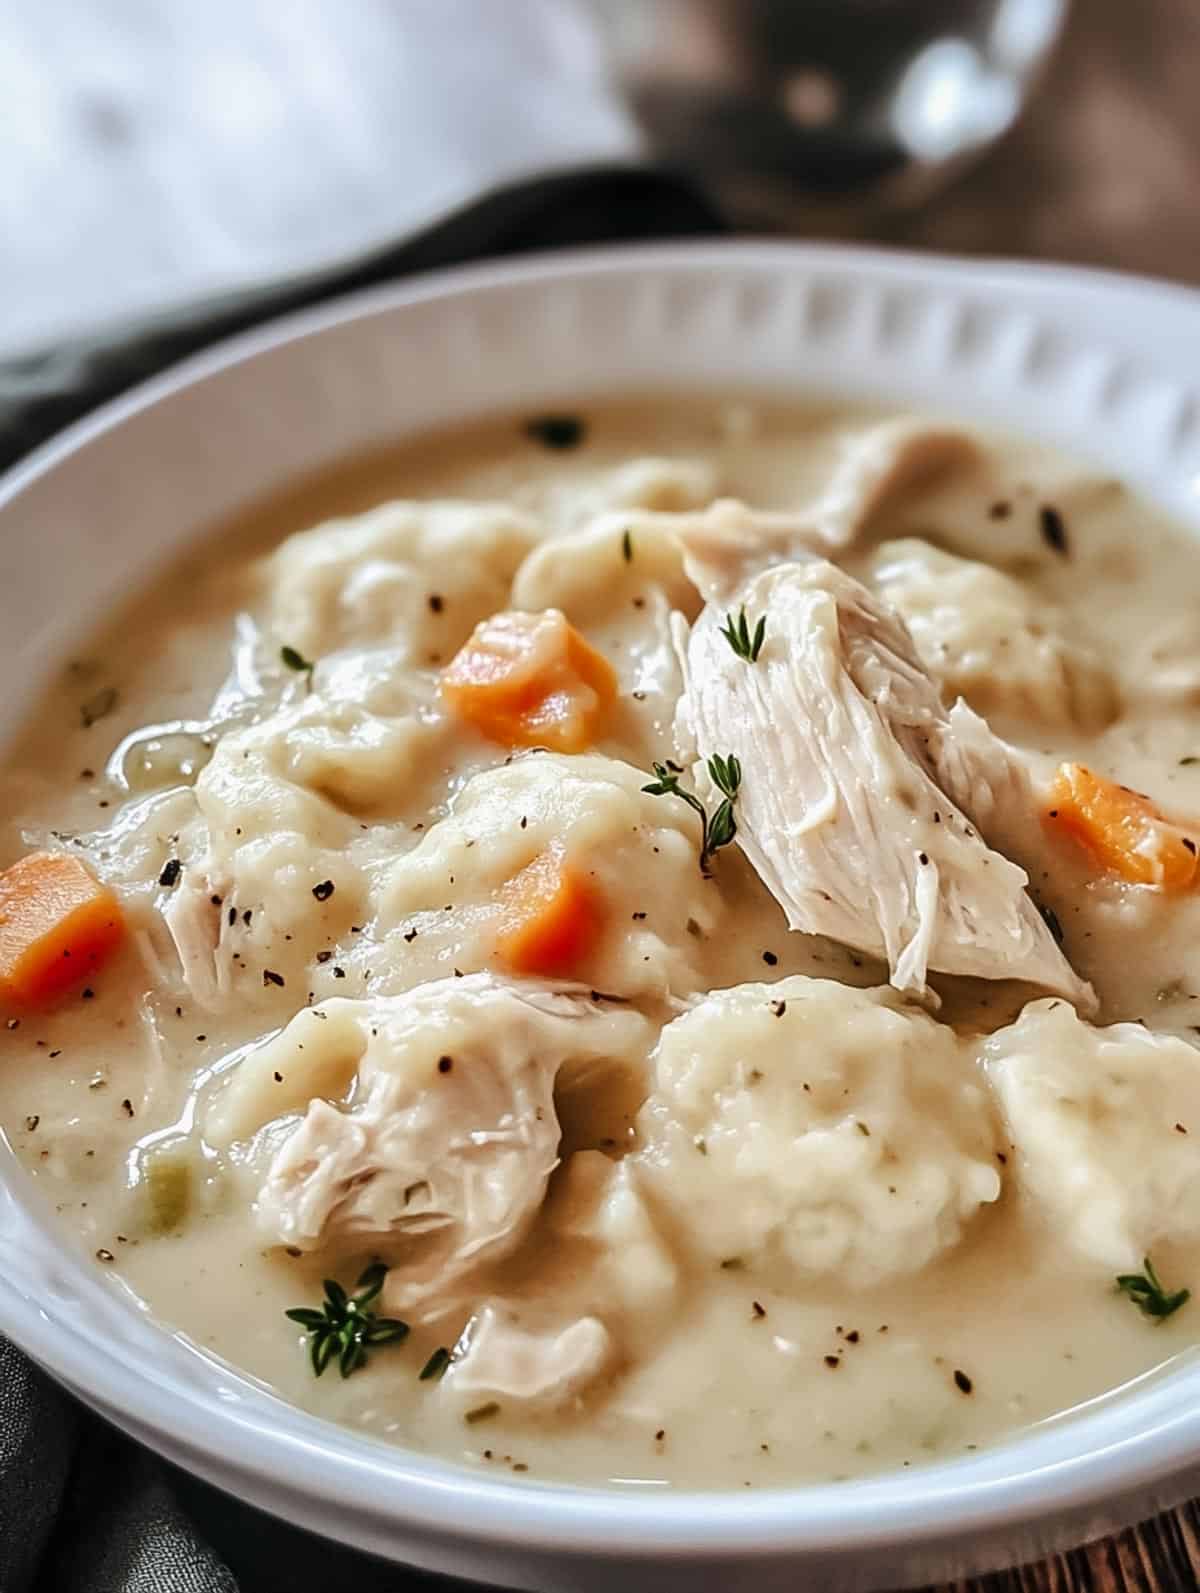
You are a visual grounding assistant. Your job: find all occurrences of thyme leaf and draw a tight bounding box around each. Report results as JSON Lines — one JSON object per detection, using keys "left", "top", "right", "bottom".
{"left": 1115, "top": 1256, "right": 1190, "bottom": 1322}
{"left": 642, "top": 753, "right": 742, "bottom": 870}
{"left": 719, "top": 607, "right": 766, "bottom": 663}
{"left": 285, "top": 1261, "right": 409, "bottom": 1378}
{"left": 419, "top": 1345, "right": 451, "bottom": 1381}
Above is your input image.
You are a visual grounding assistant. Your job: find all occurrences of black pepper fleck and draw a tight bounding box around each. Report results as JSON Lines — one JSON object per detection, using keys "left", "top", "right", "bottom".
{"left": 1039, "top": 504, "right": 1069, "bottom": 555}
{"left": 158, "top": 859, "right": 182, "bottom": 889}
{"left": 312, "top": 880, "right": 335, "bottom": 901}
{"left": 953, "top": 1369, "right": 973, "bottom": 1394}
{"left": 524, "top": 414, "right": 586, "bottom": 450}
{"left": 263, "top": 970, "right": 286, "bottom": 988}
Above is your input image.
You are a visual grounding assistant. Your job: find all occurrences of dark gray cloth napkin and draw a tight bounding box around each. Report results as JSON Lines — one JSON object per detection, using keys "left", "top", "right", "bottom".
{"left": 0, "top": 168, "right": 719, "bottom": 1593}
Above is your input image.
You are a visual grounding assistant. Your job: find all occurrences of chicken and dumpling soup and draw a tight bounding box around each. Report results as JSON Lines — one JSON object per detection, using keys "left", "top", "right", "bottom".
{"left": 6, "top": 398, "right": 1200, "bottom": 1488}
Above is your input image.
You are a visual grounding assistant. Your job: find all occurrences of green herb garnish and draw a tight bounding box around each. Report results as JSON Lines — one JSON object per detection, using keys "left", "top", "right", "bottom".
{"left": 285, "top": 1262, "right": 409, "bottom": 1378}
{"left": 643, "top": 752, "right": 742, "bottom": 870}
{"left": 419, "top": 1345, "right": 451, "bottom": 1382}
{"left": 1115, "top": 1256, "right": 1191, "bottom": 1323}
{"left": 280, "top": 644, "right": 315, "bottom": 689}
{"left": 719, "top": 606, "right": 766, "bottom": 663}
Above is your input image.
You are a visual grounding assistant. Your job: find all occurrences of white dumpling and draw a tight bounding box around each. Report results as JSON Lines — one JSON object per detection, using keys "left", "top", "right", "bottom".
{"left": 530, "top": 455, "right": 719, "bottom": 532}
{"left": 165, "top": 685, "right": 441, "bottom": 1003}
{"left": 867, "top": 538, "right": 1118, "bottom": 731}
{"left": 208, "top": 973, "right": 653, "bottom": 1322}
{"left": 268, "top": 499, "right": 539, "bottom": 660}
{"left": 636, "top": 977, "right": 1002, "bottom": 1289}
{"left": 673, "top": 558, "right": 1093, "bottom": 1005}
{"left": 982, "top": 998, "right": 1200, "bottom": 1270}
{"left": 511, "top": 514, "right": 701, "bottom": 760}
{"left": 378, "top": 751, "right": 721, "bottom": 1000}
{"left": 512, "top": 512, "right": 700, "bottom": 629}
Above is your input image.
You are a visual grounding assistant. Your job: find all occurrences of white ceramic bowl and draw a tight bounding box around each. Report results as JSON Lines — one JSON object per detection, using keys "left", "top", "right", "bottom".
{"left": 5, "top": 242, "right": 1200, "bottom": 1591}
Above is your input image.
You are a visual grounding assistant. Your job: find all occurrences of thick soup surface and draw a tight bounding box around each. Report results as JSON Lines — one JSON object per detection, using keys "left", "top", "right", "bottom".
{"left": 3, "top": 399, "right": 1200, "bottom": 1489}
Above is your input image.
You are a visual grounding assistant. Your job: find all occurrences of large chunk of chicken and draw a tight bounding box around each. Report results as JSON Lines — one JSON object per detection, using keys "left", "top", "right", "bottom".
{"left": 207, "top": 973, "right": 653, "bottom": 1321}
{"left": 674, "top": 559, "right": 1094, "bottom": 1005}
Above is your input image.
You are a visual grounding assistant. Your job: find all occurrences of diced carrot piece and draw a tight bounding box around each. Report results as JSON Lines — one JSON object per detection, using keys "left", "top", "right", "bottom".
{"left": 441, "top": 609, "right": 617, "bottom": 753}
{"left": 494, "top": 850, "right": 603, "bottom": 977}
{"left": 0, "top": 852, "right": 126, "bottom": 1008}
{"left": 1045, "top": 763, "right": 1199, "bottom": 890}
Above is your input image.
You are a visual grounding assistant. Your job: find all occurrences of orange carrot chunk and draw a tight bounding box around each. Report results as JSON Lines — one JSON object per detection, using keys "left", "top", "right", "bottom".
{"left": 494, "top": 851, "right": 603, "bottom": 977}
{"left": 441, "top": 609, "right": 617, "bottom": 753}
{"left": 0, "top": 851, "right": 126, "bottom": 1008}
{"left": 1045, "top": 763, "right": 1200, "bottom": 890}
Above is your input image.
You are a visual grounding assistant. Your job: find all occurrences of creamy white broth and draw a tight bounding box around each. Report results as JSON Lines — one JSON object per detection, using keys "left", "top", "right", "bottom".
{"left": 4, "top": 398, "right": 1200, "bottom": 1489}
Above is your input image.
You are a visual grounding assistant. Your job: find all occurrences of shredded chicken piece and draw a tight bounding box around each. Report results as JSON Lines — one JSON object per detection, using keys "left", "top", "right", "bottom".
{"left": 444, "top": 1303, "right": 612, "bottom": 1409}
{"left": 161, "top": 875, "right": 224, "bottom": 1008}
{"left": 212, "top": 973, "right": 652, "bottom": 1321}
{"left": 663, "top": 420, "right": 981, "bottom": 603}
{"left": 674, "top": 559, "right": 1094, "bottom": 1007}
{"left": 803, "top": 418, "right": 978, "bottom": 550}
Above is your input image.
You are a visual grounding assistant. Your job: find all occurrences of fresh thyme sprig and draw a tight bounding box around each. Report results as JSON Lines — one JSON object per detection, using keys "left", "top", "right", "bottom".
{"left": 643, "top": 753, "right": 743, "bottom": 870}
{"left": 1115, "top": 1256, "right": 1191, "bottom": 1323}
{"left": 280, "top": 644, "right": 316, "bottom": 690}
{"left": 720, "top": 606, "right": 766, "bottom": 663}
{"left": 285, "top": 1262, "right": 409, "bottom": 1378}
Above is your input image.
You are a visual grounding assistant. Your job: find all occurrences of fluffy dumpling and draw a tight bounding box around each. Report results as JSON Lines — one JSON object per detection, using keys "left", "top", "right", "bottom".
{"left": 512, "top": 512, "right": 700, "bottom": 630}
{"left": 673, "top": 559, "right": 1094, "bottom": 1004}
{"left": 636, "top": 977, "right": 1002, "bottom": 1288}
{"left": 163, "top": 685, "right": 443, "bottom": 1003}
{"left": 531, "top": 455, "right": 719, "bottom": 533}
{"left": 208, "top": 974, "right": 654, "bottom": 1321}
{"left": 866, "top": 538, "right": 1118, "bottom": 731}
{"left": 378, "top": 752, "right": 721, "bottom": 1000}
{"left": 982, "top": 998, "right": 1200, "bottom": 1270}
{"left": 268, "top": 499, "right": 539, "bottom": 660}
